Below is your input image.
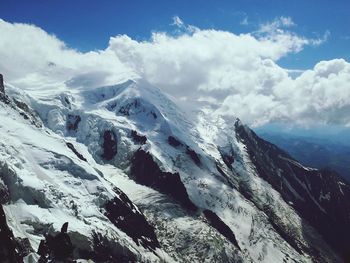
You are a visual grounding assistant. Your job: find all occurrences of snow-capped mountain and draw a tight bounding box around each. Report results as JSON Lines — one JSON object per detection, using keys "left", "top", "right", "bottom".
{"left": 1, "top": 73, "right": 350, "bottom": 262}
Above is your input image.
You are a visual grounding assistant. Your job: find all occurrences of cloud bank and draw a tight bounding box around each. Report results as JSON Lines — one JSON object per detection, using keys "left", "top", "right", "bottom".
{"left": 0, "top": 18, "right": 349, "bottom": 126}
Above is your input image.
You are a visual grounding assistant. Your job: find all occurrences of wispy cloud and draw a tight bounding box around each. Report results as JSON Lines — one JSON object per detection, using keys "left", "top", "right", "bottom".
{"left": 172, "top": 15, "right": 184, "bottom": 27}
{"left": 255, "top": 16, "right": 330, "bottom": 52}
{"left": 258, "top": 16, "right": 296, "bottom": 34}
{"left": 240, "top": 16, "right": 249, "bottom": 26}
{"left": 310, "top": 30, "right": 331, "bottom": 45}
{"left": 171, "top": 15, "right": 198, "bottom": 33}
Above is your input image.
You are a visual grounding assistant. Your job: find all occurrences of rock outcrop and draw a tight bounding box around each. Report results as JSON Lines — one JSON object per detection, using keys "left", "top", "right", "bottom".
{"left": 0, "top": 74, "right": 10, "bottom": 105}
{"left": 0, "top": 205, "right": 23, "bottom": 263}
{"left": 203, "top": 209, "right": 241, "bottom": 250}
{"left": 131, "top": 149, "right": 197, "bottom": 211}
{"left": 104, "top": 187, "right": 160, "bottom": 250}
{"left": 0, "top": 74, "right": 4, "bottom": 94}
{"left": 102, "top": 130, "right": 118, "bottom": 160}
{"left": 67, "top": 114, "right": 81, "bottom": 131}
{"left": 37, "top": 222, "right": 74, "bottom": 262}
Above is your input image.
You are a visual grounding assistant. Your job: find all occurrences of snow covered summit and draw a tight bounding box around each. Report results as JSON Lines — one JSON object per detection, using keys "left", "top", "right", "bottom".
{"left": 1, "top": 75, "right": 350, "bottom": 262}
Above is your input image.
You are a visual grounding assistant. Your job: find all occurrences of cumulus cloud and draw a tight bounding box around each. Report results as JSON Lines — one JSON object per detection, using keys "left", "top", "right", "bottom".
{"left": 0, "top": 17, "right": 349, "bottom": 126}
{"left": 277, "top": 59, "right": 350, "bottom": 125}
{"left": 0, "top": 19, "right": 134, "bottom": 89}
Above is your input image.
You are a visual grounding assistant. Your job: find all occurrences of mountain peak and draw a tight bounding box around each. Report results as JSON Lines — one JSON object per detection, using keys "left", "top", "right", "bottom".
{"left": 0, "top": 79, "right": 349, "bottom": 262}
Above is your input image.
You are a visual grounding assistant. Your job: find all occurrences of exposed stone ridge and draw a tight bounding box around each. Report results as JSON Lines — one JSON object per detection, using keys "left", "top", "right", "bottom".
{"left": 0, "top": 74, "right": 4, "bottom": 94}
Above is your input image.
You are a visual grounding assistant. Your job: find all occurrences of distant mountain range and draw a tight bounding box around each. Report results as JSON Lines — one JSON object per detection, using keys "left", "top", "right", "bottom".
{"left": 257, "top": 132, "right": 350, "bottom": 182}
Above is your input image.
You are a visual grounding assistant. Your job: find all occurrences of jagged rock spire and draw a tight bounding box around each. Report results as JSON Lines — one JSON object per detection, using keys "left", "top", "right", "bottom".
{"left": 0, "top": 74, "right": 4, "bottom": 93}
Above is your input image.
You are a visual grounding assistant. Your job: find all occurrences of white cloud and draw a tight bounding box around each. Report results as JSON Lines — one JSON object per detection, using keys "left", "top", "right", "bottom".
{"left": 172, "top": 16, "right": 184, "bottom": 27}
{"left": 309, "top": 30, "right": 331, "bottom": 46}
{"left": 0, "top": 18, "right": 349, "bottom": 126}
{"left": 256, "top": 17, "right": 329, "bottom": 49}
{"left": 279, "top": 16, "right": 295, "bottom": 27}
{"left": 0, "top": 19, "right": 134, "bottom": 89}
{"left": 258, "top": 16, "right": 295, "bottom": 34}
{"left": 171, "top": 16, "right": 198, "bottom": 34}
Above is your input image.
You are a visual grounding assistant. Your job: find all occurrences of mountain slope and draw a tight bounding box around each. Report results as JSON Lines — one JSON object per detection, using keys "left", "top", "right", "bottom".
{"left": 256, "top": 132, "right": 350, "bottom": 182}
{"left": 0, "top": 75, "right": 349, "bottom": 262}
{"left": 235, "top": 123, "right": 350, "bottom": 259}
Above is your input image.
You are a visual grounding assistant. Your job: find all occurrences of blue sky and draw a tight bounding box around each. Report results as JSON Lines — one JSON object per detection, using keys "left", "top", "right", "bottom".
{"left": 1, "top": 0, "right": 349, "bottom": 70}
{"left": 1, "top": 0, "right": 350, "bottom": 131}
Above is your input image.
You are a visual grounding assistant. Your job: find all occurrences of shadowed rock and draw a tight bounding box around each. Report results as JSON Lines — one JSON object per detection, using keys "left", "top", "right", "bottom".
{"left": 102, "top": 131, "right": 117, "bottom": 160}
{"left": 203, "top": 209, "right": 241, "bottom": 250}
{"left": 0, "top": 181, "right": 10, "bottom": 204}
{"left": 66, "top": 142, "right": 87, "bottom": 162}
{"left": 104, "top": 187, "right": 160, "bottom": 250}
{"left": 67, "top": 114, "right": 81, "bottom": 131}
{"left": 38, "top": 222, "right": 74, "bottom": 262}
{"left": 167, "top": 136, "right": 201, "bottom": 166}
{"left": 168, "top": 136, "right": 182, "bottom": 147}
{"left": 13, "top": 99, "right": 42, "bottom": 128}
{"left": 0, "top": 205, "right": 25, "bottom": 262}
{"left": 131, "top": 130, "right": 147, "bottom": 144}
{"left": 186, "top": 146, "right": 201, "bottom": 166}
{"left": 91, "top": 232, "right": 137, "bottom": 262}
{"left": 219, "top": 150, "right": 235, "bottom": 168}
{"left": 131, "top": 149, "right": 197, "bottom": 211}
{"left": 0, "top": 74, "right": 10, "bottom": 105}
{"left": 0, "top": 74, "right": 4, "bottom": 94}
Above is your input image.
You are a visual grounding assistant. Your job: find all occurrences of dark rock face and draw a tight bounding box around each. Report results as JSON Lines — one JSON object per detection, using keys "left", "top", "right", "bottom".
{"left": 91, "top": 232, "right": 137, "bottom": 262}
{"left": 16, "top": 238, "right": 33, "bottom": 259}
{"left": 0, "top": 93, "right": 10, "bottom": 105}
{"left": 117, "top": 99, "right": 157, "bottom": 119}
{"left": 0, "top": 88, "right": 42, "bottom": 127}
{"left": 235, "top": 121, "right": 350, "bottom": 259}
{"left": 0, "top": 181, "right": 10, "bottom": 204}
{"left": 104, "top": 187, "right": 160, "bottom": 250}
{"left": 67, "top": 114, "right": 81, "bottom": 131}
{"left": 131, "top": 149, "right": 197, "bottom": 211}
{"left": 131, "top": 130, "right": 147, "bottom": 144}
{"left": 13, "top": 99, "right": 42, "bottom": 128}
{"left": 167, "top": 136, "right": 201, "bottom": 166}
{"left": 203, "top": 209, "right": 241, "bottom": 250}
{"left": 102, "top": 131, "right": 117, "bottom": 160}
{"left": 168, "top": 136, "right": 182, "bottom": 147}
{"left": 119, "top": 100, "right": 139, "bottom": 116}
{"left": 63, "top": 96, "right": 71, "bottom": 109}
{"left": 215, "top": 163, "right": 235, "bottom": 188}
{"left": 186, "top": 146, "right": 201, "bottom": 166}
{"left": 66, "top": 142, "right": 87, "bottom": 162}
{"left": 0, "top": 74, "right": 4, "bottom": 93}
{"left": 36, "top": 221, "right": 138, "bottom": 262}
{"left": 13, "top": 100, "right": 31, "bottom": 115}
{"left": 38, "top": 222, "right": 74, "bottom": 262}
{"left": 0, "top": 205, "right": 24, "bottom": 263}
{"left": 0, "top": 74, "right": 11, "bottom": 106}
{"left": 218, "top": 148, "right": 235, "bottom": 168}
